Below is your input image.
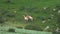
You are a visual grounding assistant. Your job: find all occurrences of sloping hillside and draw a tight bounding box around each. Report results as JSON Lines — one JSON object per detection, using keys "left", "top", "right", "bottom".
{"left": 0, "top": 0, "right": 60, "bottom": 33}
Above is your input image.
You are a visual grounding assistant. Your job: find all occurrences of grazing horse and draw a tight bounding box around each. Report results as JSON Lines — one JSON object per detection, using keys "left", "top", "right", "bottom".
{"left": 23, "top": 15, "right": 33, "bottom": 22}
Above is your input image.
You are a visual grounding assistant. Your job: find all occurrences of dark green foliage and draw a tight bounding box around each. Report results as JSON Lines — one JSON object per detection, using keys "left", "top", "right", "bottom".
{"left": 6, "top": 13, "right": 15, "bottom": 17}
{"left": 0, "top": 10, "right": 8, "bottom": 15}
{"left": 25, "top": 25, "right": 43, "bottom": 31}
{"left": 56, "top": 6, "right": 60, "bottom": 10}
{"left": 52, "top": 31, "right": 60, "bottom": 34}
{"left": 5, "top": 0, "right": 11, "bottom": 3}
{"left": 0, "top": 16, "right": 5, "bottom": 24}
{"left": 57, "top": 15, "right": 60, "bottom": 28}
{"left": 8, "top": 28, "right": 15, "bottom": 32}
{"left": 4, "top": 0, "right": 14, "bottom": 4}
{"left": 16, "top": 27, "right": 23, "bottom": 29}
{"left": 48, "top": 17, "right": 52, "bottom": 20}
{"left": 57, "top": 17, "right": 60, "bottom": 23}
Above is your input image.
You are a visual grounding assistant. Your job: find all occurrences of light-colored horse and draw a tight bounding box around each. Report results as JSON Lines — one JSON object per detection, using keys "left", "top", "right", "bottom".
{"left": 23, "top": 15, "right": 33, "bottom": 22}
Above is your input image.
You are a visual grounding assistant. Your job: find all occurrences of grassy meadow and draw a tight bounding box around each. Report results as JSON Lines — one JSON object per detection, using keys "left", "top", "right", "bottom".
{"left": 0, "top": 0, "right": 60, "bottom": 32}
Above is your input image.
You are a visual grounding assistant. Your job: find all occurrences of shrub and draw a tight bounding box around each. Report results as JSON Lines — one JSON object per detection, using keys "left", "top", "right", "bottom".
{"left": 52, "top": 31, "right": 60, "bottom": 34}
{"left": 57, "top": 15, "right": 60, "bottom": 28}
{"left": 0, "top": 10, "right": 8, "bottom": 15}
{"left": 6, "top": 0, "right": 11, "bottom": 3}
{"left": 55, "top": 5, "right": 60, "bottom": 10}
{"left": 16, "top": 26, "right": 23, "bottom": 29}
{"left": 4, "top": 0, "right": 14, "bottom": 4}
{"left": 0, "top": 16, "right": 5, "bottom": 24}
{"left": 6, "top": 13, "right": 15, "bottom": 17}
{"left": 8, "top": 28, "right": 15, "bottom": 32}
{"left": 25, "top": 25, "right": 43, "bottom": 31}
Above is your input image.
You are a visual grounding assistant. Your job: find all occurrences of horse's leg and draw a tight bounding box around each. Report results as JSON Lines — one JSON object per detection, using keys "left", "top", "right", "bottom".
{"left": 25, "top": 20, "right": 28, "bottom": 23}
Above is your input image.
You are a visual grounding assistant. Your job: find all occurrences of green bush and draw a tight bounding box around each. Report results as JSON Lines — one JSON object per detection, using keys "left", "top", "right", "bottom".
{"left": 52, "top": 31, "right": 60, "bottom": 34}
{"left": 6, "top": 13, "right": 15, "bottom": 17}
{"left": 8, "top": 28, "right": 15, "bottom": 32}
{"left": 57, "top": 15, "right": 60, "bottom": 28}
{"left": 25, "top": 25, "right": 43, "bottom": 31}
{"left": 16, "top": 26, "right": 23, "bottom": 29}
{"left": 0, "top": 17, "right": 5, "bottom": 24}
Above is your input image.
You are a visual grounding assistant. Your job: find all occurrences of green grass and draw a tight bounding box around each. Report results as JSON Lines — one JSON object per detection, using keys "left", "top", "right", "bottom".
{"left": 0, "top": 26, "right": 52, "bottom": 34}
{"left": 0, "top": 0, "right": 60, "bottom": 32}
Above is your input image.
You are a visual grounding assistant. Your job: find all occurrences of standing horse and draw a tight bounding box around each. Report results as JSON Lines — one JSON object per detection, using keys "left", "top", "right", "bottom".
{"left": 23, "top": 15, "right": 33, "bottom": 22}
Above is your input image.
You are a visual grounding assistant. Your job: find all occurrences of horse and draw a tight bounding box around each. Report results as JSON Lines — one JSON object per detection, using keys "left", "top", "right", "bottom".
{"left": 23, "top": 15, "right": 33, "bottom": 22}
